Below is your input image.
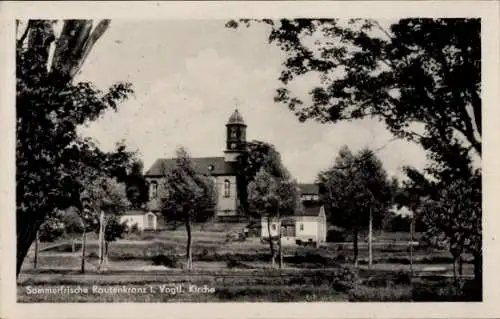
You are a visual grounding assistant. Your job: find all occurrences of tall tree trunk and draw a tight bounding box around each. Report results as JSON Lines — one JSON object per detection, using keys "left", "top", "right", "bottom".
{"left": 353, "top": 229, "right": 359, "bottom": 266}
{"left": 98, "top": 210, "right": 104, "bottom": 267}
{"left": 458, "top": 255, "right": 463, "bottom": 276}
{"left": 267, "top": 216, "right": 275, "bottom": 268}
{"left": 185, "top": 217, "right": 192, "bottom": 271}
{"left": 16, "top": 213, "right": 45, "bottom": 277}
{"left": 81, "top": 231, "right": 86, "bottom": 274}
{"left": 278, "top": 208, "right": 283, "bottom": 269}
{"left": 452, "top": 256, "right": 457, "bottom": 282}
{"left": 104, "top": 241, "right": 109, "bottom": 267}
{"left": 33, "top": 230, "right": 39, "bottom": 269}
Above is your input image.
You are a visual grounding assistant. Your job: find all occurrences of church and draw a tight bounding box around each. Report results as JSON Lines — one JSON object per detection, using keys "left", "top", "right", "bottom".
{"left": 144, "top": 109, "right": 248, "bottom": 219}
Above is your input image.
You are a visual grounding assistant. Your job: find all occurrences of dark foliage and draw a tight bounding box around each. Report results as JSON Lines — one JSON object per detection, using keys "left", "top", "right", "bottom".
{"left": 151, "top": 254, "right": 180, "bottom": 268}
{"left": 16, "top": 20, "right": 134, "bottom": 275}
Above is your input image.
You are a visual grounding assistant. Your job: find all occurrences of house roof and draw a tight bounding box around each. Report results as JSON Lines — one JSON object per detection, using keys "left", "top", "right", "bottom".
{"left": 296, "top": 205, "right": 324, "bottom": 217}
{"left": 261, "top": 205, "right": 325, "bottom": 220}
{"left": 298, "top": 183, "right": 319, "bottom": 195}
{"left": 122, "top": 209, "right": 155, "bottom": 216}
{"left": 145, "top": 157, "right": 237, "bottom": 176}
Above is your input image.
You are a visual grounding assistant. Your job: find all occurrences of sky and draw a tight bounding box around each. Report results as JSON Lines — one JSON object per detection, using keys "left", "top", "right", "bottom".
{"left": 76, "top": 19, "right": 427, "bottom": 183}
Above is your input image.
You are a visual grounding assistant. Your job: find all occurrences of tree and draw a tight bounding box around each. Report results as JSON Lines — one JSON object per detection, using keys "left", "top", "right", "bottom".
{"left": 403, "top": 159, "right": 481, "bottom": 287}
{"left": 79, "top": 198, "right": 100, "bottom": 273}
{"left": 34, "top": 213, "right": 65, "bottom": 269}
{"left": 275, "top": 176, "right": 301, "bottom": 268}
{"left": 82, "top": 176, "right": 130, "bottom": 269}
{"left": 58, "top": 206, "right": 85, "bottom": 253}
{"left": 229, "top": 17, "right": 482, "bottom": 286}
{"left": 318, "top": 146, "right": 394, "bottom": 265}
{"left": 247, "top": 166, "right": 300, "bottom": 269}
{"left": 236, "top": 140, "right": 285, "bottom": 216}
{"left": 125, "top": 160, "right": 149, "bottom": 209}
{"left": 16, "top": 19, "right": 134, "bottom": 276}
{"left": 38, "top": 214, "right": 66, "bottom": 242}
{"left": 159, "top": 147, "right": 217, "bottom": 270}
{"left": 227, "top": 19, "right": 481, "bottom": 160}
{"left": 248, "top": 169, "right": 279, "bottom": 267}
{"left": 103, "top": 216, "right": 128, "bottom": 265}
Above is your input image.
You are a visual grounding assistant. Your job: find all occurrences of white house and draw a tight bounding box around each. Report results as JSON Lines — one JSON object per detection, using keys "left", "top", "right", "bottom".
{"left": 120, "top": 210, "right": 158, "bottom": 231}
{"left": 261, "top": 205, "right": 327, "bottom": 246}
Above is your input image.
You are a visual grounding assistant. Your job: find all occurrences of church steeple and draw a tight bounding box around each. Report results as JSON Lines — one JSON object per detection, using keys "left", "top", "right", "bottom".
{"left": 224, "top": 108, "right": 247, "bottom": 162}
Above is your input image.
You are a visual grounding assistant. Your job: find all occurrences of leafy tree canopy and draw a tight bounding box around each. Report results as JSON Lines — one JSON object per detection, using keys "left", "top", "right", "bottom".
{"left": 16, "top": 19, "right": 134, "bottom": 275}
{"left": 318, "top": 146, "right": 395, "bottom": 230}
{"left": 236, "top": 140, "right": 291, "bottom": 215}
{"left": 227, "top": 18, "right": 481, "bottom": 161}
{"left": 160, "top": 147, "right": 217, "bottom": 221}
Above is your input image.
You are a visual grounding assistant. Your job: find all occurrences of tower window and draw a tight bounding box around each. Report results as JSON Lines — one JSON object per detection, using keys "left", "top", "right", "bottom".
{"left": 224, "top": 179, "right": 231, "bottom": 197}
{"left": 149, "top": 181, "right": 158, "bottom": 199}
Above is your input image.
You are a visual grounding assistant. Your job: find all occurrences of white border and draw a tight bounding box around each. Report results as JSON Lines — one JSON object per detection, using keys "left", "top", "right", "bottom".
{"left": 1, "top": 1, "right": 499, "bottom": 319}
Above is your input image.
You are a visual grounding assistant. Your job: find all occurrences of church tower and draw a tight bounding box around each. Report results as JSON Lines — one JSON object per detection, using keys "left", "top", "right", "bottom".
{"left": 224, "top": 109, "right": 247, "bottom": 162}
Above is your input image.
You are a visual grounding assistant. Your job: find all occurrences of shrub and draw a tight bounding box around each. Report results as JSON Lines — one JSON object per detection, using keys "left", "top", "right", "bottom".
{"left": 334, "top": 254, "right": 347, "bottom": 263}
{"left": 38, "top": 218, "right": 65, "bottom": 242}
{"left": 151, "top": 254, "right": 179, "bottom": 268}
{"left": 348, "top": 285, "right": 412, "bottom": 301}
{"left": 261, "top": 235, "right": 279, "bottom": 244}
{"left": 361, "top": 270, "right": 411, "bottom": 288}
{"left": 141, "top": 234, "right": 157, "bottom": 241}
{"left": 130, "top": 223, "right": 140, "bottom": 234}
{"left": 393, "top": 270, "right": 412, "bottom": 285}
{"left": 420, "top": 256, "right": 453, "bottom": 264}
{"left": 330, "top": 266, "right": 358, "bottom": 291}
{"left": 327, "top": 229, "right": 347, "bottom": 242}
{"left": 226, "top": 260, "right": 253, "bottom": 269}
{"left": 412, "top": 279, "right": 482, "bottom": 301}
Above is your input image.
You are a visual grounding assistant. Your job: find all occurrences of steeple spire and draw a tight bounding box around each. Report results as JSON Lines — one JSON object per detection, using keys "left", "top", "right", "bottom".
{"left": 224, "top": 107, "right": 247, "bottom": 162}
{"left": 227, "top": 108, "right": 246, "bottom": 126}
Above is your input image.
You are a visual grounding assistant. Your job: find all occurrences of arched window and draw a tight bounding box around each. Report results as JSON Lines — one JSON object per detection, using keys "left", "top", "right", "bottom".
{"left": 149, "top": 181, "right": 158, "bottom": 199}
{"left": 224, "top": 179, "right": 231, "bottom": 198}
{"left": 230, "top": 127, "right": 237, "bottom": 138}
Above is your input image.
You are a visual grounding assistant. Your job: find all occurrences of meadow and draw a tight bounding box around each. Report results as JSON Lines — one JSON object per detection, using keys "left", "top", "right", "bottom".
{"left": 18, "top": 223, "right": 479, "bottom": 302}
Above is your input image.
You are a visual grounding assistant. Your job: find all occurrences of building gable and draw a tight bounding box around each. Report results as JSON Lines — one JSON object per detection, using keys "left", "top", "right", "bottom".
{"left": 298, "top": 183, "right": 319, "bottom": 195}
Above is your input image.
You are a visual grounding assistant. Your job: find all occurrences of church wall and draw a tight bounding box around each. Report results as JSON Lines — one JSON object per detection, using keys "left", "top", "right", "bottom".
{"left": 215, "top": 175, "right": 238, "bottom": 216}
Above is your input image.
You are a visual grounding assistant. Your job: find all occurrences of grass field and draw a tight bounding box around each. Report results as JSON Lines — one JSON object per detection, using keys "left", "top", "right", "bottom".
{"left": 18, "top": 226, "right": 479, "bottom": 302}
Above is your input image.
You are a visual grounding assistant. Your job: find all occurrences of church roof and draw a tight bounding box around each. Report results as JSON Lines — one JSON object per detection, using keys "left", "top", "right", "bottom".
{"left": 145, "top": 157, "right": 237, "bottom": 177}
{"left": 298, "top": 183, "right": 319, "bottom": 195}
{"left": 296, "top": 205, "right": 324, "bottom": 217}
{"left": 122, "top": 209, "right": 157, "bottom": 216}
{"left": 227, "top": 109, "right": 246, "bottom": 126}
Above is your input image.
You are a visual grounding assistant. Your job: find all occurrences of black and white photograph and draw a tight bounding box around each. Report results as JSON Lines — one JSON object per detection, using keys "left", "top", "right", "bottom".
{"left": 2, "top": 0, "right": 500, "bottom": 316}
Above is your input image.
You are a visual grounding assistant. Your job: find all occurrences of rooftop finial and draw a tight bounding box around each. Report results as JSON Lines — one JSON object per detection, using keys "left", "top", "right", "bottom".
{"left": 234, "top": 97, "right": 240, "bottom": 110}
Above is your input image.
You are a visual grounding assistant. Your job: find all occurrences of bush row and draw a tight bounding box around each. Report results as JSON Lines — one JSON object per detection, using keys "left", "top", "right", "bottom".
{"left": 348, "top": 278, "right": 482, "bottom": 301}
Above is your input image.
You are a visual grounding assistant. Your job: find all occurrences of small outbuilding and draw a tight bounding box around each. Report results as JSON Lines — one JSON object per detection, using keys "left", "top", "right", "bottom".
{"left": 261, "top": 205, "right": 327, "bottom": 246}
{"left": 120, "top": 210, "right": 158, "bottom": 231}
